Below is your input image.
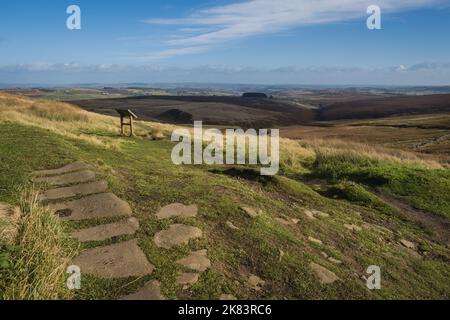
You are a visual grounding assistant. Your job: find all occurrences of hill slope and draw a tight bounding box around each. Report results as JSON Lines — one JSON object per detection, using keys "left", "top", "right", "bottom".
{"left": 71, "top": 95, "right": 316, "bottom": 128}
{"left": 1, "top": 93, "right": 449, "bottom": 300}
{"left": 318, "top": 94, "right": 450, "bottom": 121}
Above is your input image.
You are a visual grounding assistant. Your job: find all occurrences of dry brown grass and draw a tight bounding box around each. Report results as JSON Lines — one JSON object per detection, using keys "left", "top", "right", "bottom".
{"left": 299, "top": 138, "right": 444, "bottom": 169}
{"left": 0, "top": 188, "right": 78, "bottom": 300}
{"left": 0, "top": 93, "right": 176, "bottom": 149}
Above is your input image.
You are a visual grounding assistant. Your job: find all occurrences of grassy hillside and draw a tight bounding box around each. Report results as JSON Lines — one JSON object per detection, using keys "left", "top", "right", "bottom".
{"left": 0, "top": 93, "right": 449, "bottom": 300}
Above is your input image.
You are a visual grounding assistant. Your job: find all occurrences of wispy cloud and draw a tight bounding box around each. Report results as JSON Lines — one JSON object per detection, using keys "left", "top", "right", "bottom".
{"left": 132, "top": 45, "right": 211, "bottom": 61}
{"left": 142, "top": 0, "right": 440, "bottom": 58}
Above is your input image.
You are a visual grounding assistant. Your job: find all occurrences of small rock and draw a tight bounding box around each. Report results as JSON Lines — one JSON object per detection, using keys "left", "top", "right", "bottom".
{"left": 308, "top": 236, "right": 323, "bottom": 245}
{"left": 177, "top": 250, "right": 211, "bottom": 272}
{"left": 312, "top": 210, "right": 329, "bottom": 218}
{"left": 226, "top": 221, "right": 239, "bottom": 230}
{"left": 279, "top": 249, "right": 285, "bottom": 262}
{"left": 344, "top": 224, "right": 362, "bottom": 232}
{"left": 275, "top": 217, "right": 293, "bottom": 225}
{"left": 242, "top": 207, "right": 262, "bottom": 218}
{"left": 328, "top": 257, "right": 343, "bottom": 265}
{"left": 310, "top": 262, "right": 339, "bottom": 284}
{"left": 303, "top": 209, "right": 316, "bottom": 220}
{"left": 400, "top": 239, "right": 416, "bottom": 250}
{"left": 248, "top": 274, "right": 265, "bottom": 291}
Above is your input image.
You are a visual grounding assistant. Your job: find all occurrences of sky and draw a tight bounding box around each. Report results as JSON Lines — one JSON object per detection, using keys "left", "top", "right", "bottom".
{"left": 0, "top": 0, "right": 449, "bottom": 85}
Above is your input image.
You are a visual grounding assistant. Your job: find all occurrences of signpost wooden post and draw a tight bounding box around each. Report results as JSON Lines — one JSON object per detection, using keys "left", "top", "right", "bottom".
{"left": 116, "top": 109, "right": 138, "bottom": 137}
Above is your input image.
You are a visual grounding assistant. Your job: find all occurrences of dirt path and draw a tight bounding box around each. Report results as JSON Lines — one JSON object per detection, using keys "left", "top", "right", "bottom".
{"left": 377, "top": 192, "right": 450, "bottom": 245}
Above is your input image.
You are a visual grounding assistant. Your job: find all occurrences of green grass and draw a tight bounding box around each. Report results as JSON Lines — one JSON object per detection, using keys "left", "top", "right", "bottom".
{"left": 1, "top": 122, "right": 449, "bottom": 300}
{"left": 324, "top": 180, "right": 395, "bottom": 214}
{"left": 310, "top": 153, "right": 450, "bottom": 218}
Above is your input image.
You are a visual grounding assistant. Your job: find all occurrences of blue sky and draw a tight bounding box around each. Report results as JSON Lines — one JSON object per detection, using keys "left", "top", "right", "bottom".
{"left": 0, "top": 0, "right": 449, "bottom": 85}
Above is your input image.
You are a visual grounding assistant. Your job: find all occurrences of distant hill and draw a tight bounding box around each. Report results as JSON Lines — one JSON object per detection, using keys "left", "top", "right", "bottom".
{"left": 71, "top": 95, "right": 315, "bottom": 128}
{"left": 318, "top": 94, "right": 450, "bottom": 121}
{"left": 242, "top": 92, "right": 268, "bottom": 98}
{"left": 72, "top": 93, "right": 450, "bottom": 127}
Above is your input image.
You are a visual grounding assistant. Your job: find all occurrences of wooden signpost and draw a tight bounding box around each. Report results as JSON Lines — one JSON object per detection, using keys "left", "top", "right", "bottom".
{"left": 116, "top": 109, "right": 138, "bottom": 136}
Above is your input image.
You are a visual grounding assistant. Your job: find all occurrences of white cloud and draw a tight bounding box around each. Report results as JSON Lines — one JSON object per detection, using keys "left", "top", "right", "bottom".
{"left": 3, "top": 62, "right": 450, "bottom": 74}
{"left": 143, "top": 0, "right": 440, "bottom": 55}
{"left": 2, "top": 62, "right": 450, "bottom": 85}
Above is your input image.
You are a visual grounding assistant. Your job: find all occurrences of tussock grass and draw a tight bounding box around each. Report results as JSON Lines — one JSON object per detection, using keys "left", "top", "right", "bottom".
{"left": 0, "top": 93, "right": 176, "bottom": 149}
{"left": 301, "top": 138, "right": 443, "bottom": 169}
{"left": 0, "top": 187, "right": 78, "bottom": 300}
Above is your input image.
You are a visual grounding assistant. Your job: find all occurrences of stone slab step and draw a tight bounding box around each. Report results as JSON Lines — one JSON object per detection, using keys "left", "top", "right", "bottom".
{"left": 177, "top": 249, "right": 211, "bottom": 272}
{"left": 38, "top": 180, "right": 108, "bottom": 201}
{"left": 71, "top": 217, "right": 139, "bottom": 242}
{"left": 176, "top": 272, "right": 200, "bottom": 287}
{"left": 119, "top": 280, "right": 165, "bottom": 300}
{"left": 72, "top": 239, "right": 154, "bottom": 278}
{"left": 154, "top": 224, "right": 202, "bottom": 249}
{"left": 33, "top": 170, "right": 96, "bottom": 187}
{"left": 32, "top": 161, "right": 89, "bottom": 177}
{"left": 156, "top": 203, "right": 198, "bottom": 220}
{"left": 49, "top": 192, "right": 132, "bottom": 221}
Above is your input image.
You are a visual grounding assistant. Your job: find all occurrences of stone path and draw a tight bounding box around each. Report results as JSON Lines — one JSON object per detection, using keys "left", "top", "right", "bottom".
{"left": 33, "top": 162, "right": 232, "bottom": 299}
{"left": 153, "top": 203, "right": 213, "bottom": 291}
{"left": 32, "top": 162, "right": 159, "bottom": 299}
